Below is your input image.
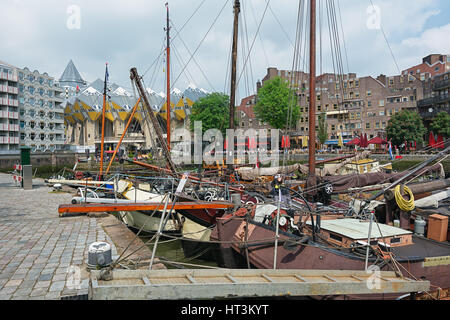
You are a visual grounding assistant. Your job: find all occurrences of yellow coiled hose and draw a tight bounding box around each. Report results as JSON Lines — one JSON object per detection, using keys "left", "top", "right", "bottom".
{"left": 394, "top": 185, "right": 415, "bottom": 212}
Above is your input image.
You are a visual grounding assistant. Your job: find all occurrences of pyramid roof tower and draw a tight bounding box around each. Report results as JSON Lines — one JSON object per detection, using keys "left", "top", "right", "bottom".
{"left": 59, "top": 59, "right": 85, "bottom": 88}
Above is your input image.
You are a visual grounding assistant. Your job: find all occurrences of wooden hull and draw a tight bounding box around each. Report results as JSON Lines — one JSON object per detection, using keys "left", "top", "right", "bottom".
{"left": 180, "top": 218, "right": 216, "bottom": 261}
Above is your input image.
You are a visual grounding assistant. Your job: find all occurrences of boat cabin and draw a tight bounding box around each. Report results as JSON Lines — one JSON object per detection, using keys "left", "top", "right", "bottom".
{"left": 323, "top": 159, "right": 391, "bottom": 175}
{"left": 306, "top": 218, "right": 413, "bottom": 248}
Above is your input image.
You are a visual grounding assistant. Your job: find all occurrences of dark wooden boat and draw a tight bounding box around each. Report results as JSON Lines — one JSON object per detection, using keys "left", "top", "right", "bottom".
{"left": 211, "top": 209, "right": 450, "bottom": 299}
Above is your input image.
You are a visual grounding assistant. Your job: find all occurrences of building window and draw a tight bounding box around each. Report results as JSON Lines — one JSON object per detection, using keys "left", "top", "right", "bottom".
{"left": 367, "top": 90, "right": 372, "bottom": 97}
{"left": 366, "top": 123, "right": 371, "bottom": 129}
{"left": 367, "top": 101, "right": 372, "bottom": 107}
{"left": 379, "top": 100, "right": 385, "bottom": 107}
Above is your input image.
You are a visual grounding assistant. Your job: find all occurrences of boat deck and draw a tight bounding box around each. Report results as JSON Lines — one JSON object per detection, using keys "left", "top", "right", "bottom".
{"left": 392, "top": 236, "right": 450, "bottom": 262}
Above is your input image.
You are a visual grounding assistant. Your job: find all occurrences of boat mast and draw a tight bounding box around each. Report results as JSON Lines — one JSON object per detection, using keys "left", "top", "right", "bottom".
{"left": 307, "top": 0, "right": 317, "bottom": 194}
{"left": 165, "top": 2, "right": 171, "bottom": 151}
{"left": 228, "top": 0, "right": 240, "bottom": 172}
{"left": 99, "top": 62, "right": 108, "bottom": 180}
{"left": 229, "top": 0, "right": 240, "bottom": 131}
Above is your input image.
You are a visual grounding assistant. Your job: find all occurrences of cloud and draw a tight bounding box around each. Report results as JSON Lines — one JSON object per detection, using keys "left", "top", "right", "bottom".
{"left": 401, "top": 23, "right": 450, "bottom": 53}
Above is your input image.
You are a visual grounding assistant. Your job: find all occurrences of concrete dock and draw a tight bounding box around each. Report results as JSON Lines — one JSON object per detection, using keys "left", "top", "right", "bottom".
{"left": 0, "top": 173, "right": 157, "bottom": 300}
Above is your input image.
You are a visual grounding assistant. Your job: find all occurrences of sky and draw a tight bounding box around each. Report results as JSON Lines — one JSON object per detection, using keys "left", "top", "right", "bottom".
{"left": 1, "top": 0, "right": 449, "bottom": 102}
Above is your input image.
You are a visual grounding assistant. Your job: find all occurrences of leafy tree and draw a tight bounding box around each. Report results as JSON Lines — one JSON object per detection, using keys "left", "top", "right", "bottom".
{"left": 254, "top": 77, "right": 300, "bottom": 129}
{"left": 317, "top": 112, "right": 328, "bottom": 146}
{"left": 430, "top": 111, "right": 450, "bottom": 138}
{"left": 190, "top": 93, "right": 230, "bottom": 135}
{"left": 386, "top": 110, "right": 427, "bottom": 146}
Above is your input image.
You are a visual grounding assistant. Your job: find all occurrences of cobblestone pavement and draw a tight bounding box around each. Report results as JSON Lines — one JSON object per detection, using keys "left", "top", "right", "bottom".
{"left": 0, "top": 173, "right": 117, "bottom": 300}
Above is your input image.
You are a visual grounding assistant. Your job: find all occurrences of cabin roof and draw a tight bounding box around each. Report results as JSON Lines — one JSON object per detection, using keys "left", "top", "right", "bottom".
{"left": 306, "top": 218, "right": 412, "bottom": 240}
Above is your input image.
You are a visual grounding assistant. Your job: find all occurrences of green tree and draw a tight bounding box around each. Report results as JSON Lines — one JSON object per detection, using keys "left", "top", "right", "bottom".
{"left": 386, "top": 110, "right": 427, "bottom": 146}
{"left": 317, "top": 112, "right": 328, "bottom": 146}
{"left": 254, "top": 77, "right": 300, "bottom": 129}
{"left": 190, "top": 93, "right": 230, "bottom": 135}
{"left": 430, "top": 111, "right": 450, "bottom": 138}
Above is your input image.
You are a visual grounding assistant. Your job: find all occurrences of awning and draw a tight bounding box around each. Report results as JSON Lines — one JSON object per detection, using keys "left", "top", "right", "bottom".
{"left": 368, "top": 136, "right": 388, "bottom": 145}
{"left": 325, "top": 140, "right": 351, "bottom": 146}
{"left": 346, "top": 137, "right": 360, "bottom": 146}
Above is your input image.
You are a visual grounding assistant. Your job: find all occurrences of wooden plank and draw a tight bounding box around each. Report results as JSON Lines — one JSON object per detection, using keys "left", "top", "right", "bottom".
{"left": 58, "top": 201, "right": 235, "bottom": 214}
{"left": 89, "top": 269, "right": 430, "bottom": 300}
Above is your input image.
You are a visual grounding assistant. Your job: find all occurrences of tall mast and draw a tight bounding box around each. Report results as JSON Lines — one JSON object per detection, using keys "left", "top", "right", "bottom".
{"left": 165, "top": 2, "right": 171, "bottom": 151}
{"left": 99, "top": 62, "right": 109, "bottom": 179}
{"left": 307, "top": 0, "right": 317, "bottom": 192}
{"left": 229, "top": 0, "right": 240, "bottom": 130}
{"left": 227, "top": 0, "right": 240, "bottom": 173}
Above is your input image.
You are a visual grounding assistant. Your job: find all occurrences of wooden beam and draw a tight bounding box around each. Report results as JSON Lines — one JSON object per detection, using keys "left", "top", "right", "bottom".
{"left": 58, "top": 201, "right": 235, "bottom": 214}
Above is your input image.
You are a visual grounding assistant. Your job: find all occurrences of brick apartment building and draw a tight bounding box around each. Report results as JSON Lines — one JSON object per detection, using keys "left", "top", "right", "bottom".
{"left": 236, "top": 55, "right": 443, "bottom": 147}
{"left": 417, "top": 71, "right": 450, "bottom": 130}
{"left": 403, "top": 54, "right": 450, "bottom": 80}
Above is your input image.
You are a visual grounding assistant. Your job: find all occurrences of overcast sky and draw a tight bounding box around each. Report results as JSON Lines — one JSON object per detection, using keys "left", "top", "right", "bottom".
{"left": 1, "top": 0, "right": 449, "bottom": 101}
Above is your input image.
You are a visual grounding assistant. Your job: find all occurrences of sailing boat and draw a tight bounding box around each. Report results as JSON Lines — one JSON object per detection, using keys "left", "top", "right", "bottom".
{"left": 113, "top": 3, "right": 179, "bottom": 234}
{"left": 210, "top": 0, "right": 450, "bottom": 299}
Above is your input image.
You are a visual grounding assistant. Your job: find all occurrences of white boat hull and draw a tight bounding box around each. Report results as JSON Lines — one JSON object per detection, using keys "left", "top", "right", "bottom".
{"left": 115, "top": 179, "right": 178, "bottom": 233}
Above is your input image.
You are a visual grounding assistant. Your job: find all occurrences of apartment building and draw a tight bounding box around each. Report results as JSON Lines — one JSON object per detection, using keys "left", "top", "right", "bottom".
{"left": 0, "top": 61, "right": 19, "bottom": 153}
{"left": 18, "top": 67, "right": 65, "bottom": 152}
{"left": 236, "top": 94, "right": 272, "bottom": 131}
{"left": 243, "top": 64, "right": 424, "bottom": 146}
{"left": 417, "top": 71, "right": 450, "bottom": 130}
{"left": 402, "top": 54, "right": 450, "bottom": 80}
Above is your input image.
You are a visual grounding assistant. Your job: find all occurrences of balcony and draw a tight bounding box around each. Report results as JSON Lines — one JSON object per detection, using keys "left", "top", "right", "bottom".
{"left": 0, "top": 72, "right": 18, "bottom": 82}
{"left": 0, "top": 85, "right": 18, "bottom": 95}
{"left": 433, "top": 78, "right": 450, "bottom": 91}
{"left": 419, "top": 105, "right": 450, "bottom": 120}
{"left": 8, "top": 112, "right": 19, "bottom": 119}
{"left": 417, "top": 94, "right": 450, "bottom": 108}
{"left": 0, "top": 123, "right": 19, "bottom": 131}
{"left": 0, "top": 98, "right": 19, "bottom": 107}
{"left": 0, "top": 136, "right": 19, "bottom": 144}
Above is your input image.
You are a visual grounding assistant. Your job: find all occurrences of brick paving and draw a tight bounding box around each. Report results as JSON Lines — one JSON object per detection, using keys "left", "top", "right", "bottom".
{"left": 0, "top": 173, "right": 117, "bottom": 300}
